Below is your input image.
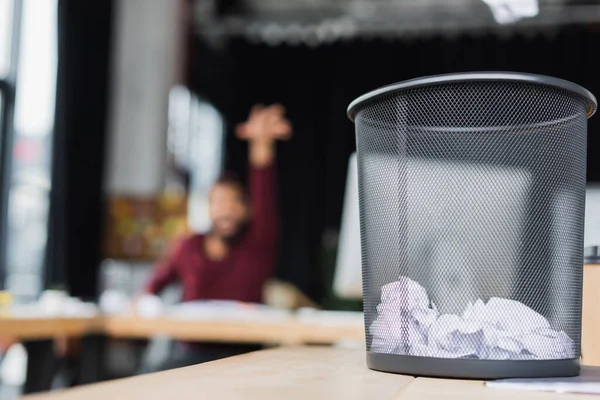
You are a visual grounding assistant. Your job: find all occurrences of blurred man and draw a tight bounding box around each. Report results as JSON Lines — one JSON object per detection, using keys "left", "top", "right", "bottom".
{"left": 141, "top": 104, "right": 291, "bottom": 370}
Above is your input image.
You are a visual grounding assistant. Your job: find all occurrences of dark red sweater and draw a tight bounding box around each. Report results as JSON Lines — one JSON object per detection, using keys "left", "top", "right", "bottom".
{"left": 145, "top": 164, "right": 278, "bottom": 303}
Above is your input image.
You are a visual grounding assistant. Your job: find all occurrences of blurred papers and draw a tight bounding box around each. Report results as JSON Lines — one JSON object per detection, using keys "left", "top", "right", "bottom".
{"left": 169, "top": 300, "right": 292, "bottom": 324}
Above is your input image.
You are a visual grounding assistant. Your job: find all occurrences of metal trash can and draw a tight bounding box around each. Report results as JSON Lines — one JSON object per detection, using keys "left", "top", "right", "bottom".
{"left": 347, "top": 72, "right": 597, "bottom": 379}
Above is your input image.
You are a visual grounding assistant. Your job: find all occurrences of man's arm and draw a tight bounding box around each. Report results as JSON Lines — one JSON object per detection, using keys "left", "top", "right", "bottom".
{"left": 247, "top": 145, "right": 278, "bottom": 249}
{"left": 144, "top": 238, "right": 184, "bottom": 294}
{"left": 236, "top": 104, "right": 291, "bottom": 250}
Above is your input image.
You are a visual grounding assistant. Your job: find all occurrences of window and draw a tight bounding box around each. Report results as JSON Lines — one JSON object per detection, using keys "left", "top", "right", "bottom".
{"left": 167, "top": 86, "right": 225, "bottom": 233}
{"left": 0, "top": 0, "right": 14, "bottom": 79}
{"left": 0, "top": 0, "right": 18, "bottom": 291}
{"left": 0, "top": 0, "right": 58, "bottom": 300}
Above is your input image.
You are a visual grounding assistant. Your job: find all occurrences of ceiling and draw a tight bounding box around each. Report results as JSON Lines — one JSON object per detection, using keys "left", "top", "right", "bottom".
{"left": 193, "top": 0, "right": 600, "bottom": 46}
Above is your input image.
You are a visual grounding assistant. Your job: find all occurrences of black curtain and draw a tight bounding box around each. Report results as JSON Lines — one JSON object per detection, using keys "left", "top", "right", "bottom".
{"left": 45, "top": 0, "right": 113, "bottom": 299}
{"left": 194, "top": 25, "right": 600, "bottom": 302}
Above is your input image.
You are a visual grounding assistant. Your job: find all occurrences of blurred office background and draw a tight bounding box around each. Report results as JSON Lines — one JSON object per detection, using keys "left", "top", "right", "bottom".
{"left": 5, "top": 0, "right": 600, "bottom": 304}
{"left": 3, "top": 0, "right": 600, "bottom": 396}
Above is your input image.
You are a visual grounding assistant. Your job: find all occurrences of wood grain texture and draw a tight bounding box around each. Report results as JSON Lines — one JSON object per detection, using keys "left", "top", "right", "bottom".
{"left": 22, "top": 347, "right": 589, "bottom": 400}
{"left": 582, "top": 263, "right": 600, "bottom": 366}
{"left": 0, "top": 314, "right": 364, "bottom": 344}
{"left": 23, "top": 347, "right": 412, "bottom": 400}
{"left": 0, "top": 317, "right": 103, "bottom": 340}
{"left": 103, "top": 316, "right": 365, "bottom": 345}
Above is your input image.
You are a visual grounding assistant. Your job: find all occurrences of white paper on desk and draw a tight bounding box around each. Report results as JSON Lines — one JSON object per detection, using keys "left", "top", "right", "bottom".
{"left": 9, "top": 298, "right": 99, "bottom": 318}
{"left": 169, "top": 300, "right": 291, "bottom": 323}
{"left": 486, "top": 366, "right": 600, "bottom": 395}
{"left": 295, "top": 308, "right": 364, "bottom": 327}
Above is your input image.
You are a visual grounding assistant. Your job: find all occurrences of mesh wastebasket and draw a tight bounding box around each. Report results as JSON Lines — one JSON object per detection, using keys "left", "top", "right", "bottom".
{"left": 347, "top": 72, "right": 597, "bottom": 379}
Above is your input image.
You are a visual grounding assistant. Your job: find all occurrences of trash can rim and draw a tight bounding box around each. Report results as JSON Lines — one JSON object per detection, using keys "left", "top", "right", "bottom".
{"left": 347, "top": 72, "right": 597, "bottom": 121}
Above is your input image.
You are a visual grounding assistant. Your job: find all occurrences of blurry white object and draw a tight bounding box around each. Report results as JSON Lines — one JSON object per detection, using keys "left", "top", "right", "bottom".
{"left": 9, "top": 295, "right": 98, "bottom": 318}
{"left": 38, "top": 290, "right": 98, "bottom": 317}
{"left": 481, "top": 0, "right": 539, "bottom": 24}
{"left": 486, "top": 365, "right": 600, "bottom": 394}
{"left": 363, "top": 154, "right": 530, "bottom": 313}
{"left": 428, "top": 314, "right": 484, "bottom": 358}
{"left": 6, "top": 0, "right": 59, "bottom": 304}
{"left": 333, "top": 153, "right": 362, "bottom": 299}
{"left": 171, "top": 89, "right": 225, "bottom": 234}
{"left": 38, "top": 290, "right": 69, "bottom": 316}
{"left": 471, "top": 297, "right": 550, "bottom": 333}
{"left": 136, "top": 294, "right": 165, "bottom": 319}
{"left": 61, "top": 298, "right": 98, "bottom": 317}
{"left": 370, "top": 277, "right": 438, "bottom": 355}
{"left": 99, "top": 289, "right": 131, "bottom": 315}
{"left": 335, "top": 152, "right": 530, "bottom": 305}
{"left": 187, "top": 192, "right": 211, "bottom": 234}
{"left": 9, "top": 303, "right": 48, "bottom": 318}
{"left": 0, "top": 344, "right": 27, "bottom": 386}
{"left": 170, "top": 300, "right": 291, "bottom": 323}
{"left": 370, "top": 276, "right": 575, "bottom": 360}
{"left": 549, "top": 190, "right": 582, "bottom": 328}
{"left": 296, "top": 308, "right": 364, "bottom": 327}
{"left": 584, "top": 184, "right": 600, "bottom": 248}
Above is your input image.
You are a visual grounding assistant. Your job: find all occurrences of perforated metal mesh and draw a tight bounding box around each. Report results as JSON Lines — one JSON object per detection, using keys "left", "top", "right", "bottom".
{"left": 354, "top": 80, "right": 591, "bottom": 361}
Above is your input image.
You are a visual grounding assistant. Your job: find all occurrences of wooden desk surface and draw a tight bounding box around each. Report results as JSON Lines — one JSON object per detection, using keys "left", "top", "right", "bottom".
{"left": 0, "top": 317, "right": 103, "bottom": 340}
{"left": 0, "top": 314, "right": 364, "bottom": 345}
{"left": 22, "top": 347, "right": 586, "bottom": 400}
{"left": 104, "top": 316, "right": 365, "bottom": 345}
{"left": 582, "top": 263, "right": 600, "bottom": 366}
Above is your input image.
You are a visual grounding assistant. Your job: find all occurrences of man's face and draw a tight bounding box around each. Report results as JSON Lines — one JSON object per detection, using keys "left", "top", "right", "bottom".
{"left": 208, "top": 183, "right": 249, "bottom": 241}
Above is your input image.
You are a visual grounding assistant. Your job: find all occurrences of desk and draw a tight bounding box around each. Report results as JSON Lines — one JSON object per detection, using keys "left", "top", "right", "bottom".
{"left": 0, "top": 314, "right": 363, "bottom": 394}
{"left": 22, "top": 347, "right": 585, "bottom": 400}
{"left": 583, "top": 262, "right": 600, "bottom": 366}
{"left": 103, "top": 316, "right": 365, "bottom": 345}
{"left": 0, "top": 314, "right": 364, "bottom": 345}
{"left": 0, "top": 317, "right": 102, "bottom": 340}
{"left": 0, "top": 316, "right": 105, "bottom": 394}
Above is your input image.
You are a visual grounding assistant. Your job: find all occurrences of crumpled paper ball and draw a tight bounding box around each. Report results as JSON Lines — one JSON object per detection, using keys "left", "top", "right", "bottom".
{"left": 370, "top": 277, "right": 438, "bottom": 356}
{"left": 370, "top": 276, "right": 575, "bottom": 360}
